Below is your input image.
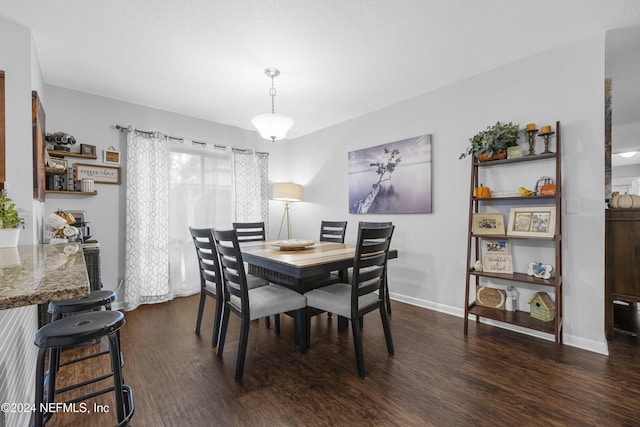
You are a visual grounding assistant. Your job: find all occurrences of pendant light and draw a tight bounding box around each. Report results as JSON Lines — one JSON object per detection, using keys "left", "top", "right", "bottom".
{"left": 251, "top": 68, "right": 294, "bottom": 142}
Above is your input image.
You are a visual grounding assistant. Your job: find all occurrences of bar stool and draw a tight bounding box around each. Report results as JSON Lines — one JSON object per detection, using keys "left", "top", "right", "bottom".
{"left": 47, "top": 290, "right": 119, "bottom": 374}
{"left": 48, "top": 290, "right": 117, "bottom": 321}
{"left": 34, "top": 310, "right": 134, "bottom": 426}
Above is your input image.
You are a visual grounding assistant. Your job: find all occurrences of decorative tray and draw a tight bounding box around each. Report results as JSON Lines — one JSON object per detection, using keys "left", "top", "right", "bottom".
{"left": 271, "top": 239, "right": 316, "bottom": 251}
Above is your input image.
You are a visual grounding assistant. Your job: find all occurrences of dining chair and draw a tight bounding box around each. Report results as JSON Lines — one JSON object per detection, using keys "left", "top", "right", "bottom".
{"left": 232, "top": 221, "right": 266, "bottom": 242}
{"left": 319, "top": 220, "right": 348, "bottom": 243}
{"left": 304, "top": 225, "right": 395, "bottom": 377}
{"left": 232, "top": 221, "right": 278, "bottom": 330}
{"left": 212, "top": 228, "right": 307, "bottom": 380}
{"left": 319, "top": 221, "right": 348, "bottom": 319}
{"left": 189, "top": 227, "right": 225, "bottom": 347}
{"left": 357, "top": 221, "right": 393, "bottom": 314}
{"left": 191, "top": 227, "right": 271, "bottom": 346}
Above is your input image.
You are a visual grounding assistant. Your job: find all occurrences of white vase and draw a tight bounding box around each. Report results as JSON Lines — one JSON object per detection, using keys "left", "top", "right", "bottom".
{"left": 0, "top": 228, "right": 20, "bottom": 248}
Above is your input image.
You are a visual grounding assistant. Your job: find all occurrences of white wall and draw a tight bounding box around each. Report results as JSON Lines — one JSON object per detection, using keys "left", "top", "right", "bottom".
{"left": 0, "top": 18, "right": 43, "bottom": 427}
{"left": 43, "top": 85, "right": 268, "bottom": 295}
{"left": 276, "top": 34, "right": 607, "bottom": 354}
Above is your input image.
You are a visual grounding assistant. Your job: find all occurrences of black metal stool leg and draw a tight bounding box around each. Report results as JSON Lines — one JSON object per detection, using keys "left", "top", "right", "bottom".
{"left": 108, "top": 331, "right": 126, "bottom": 423}
{"left": 34, "top": 347, "right": 48, "bottom": 426}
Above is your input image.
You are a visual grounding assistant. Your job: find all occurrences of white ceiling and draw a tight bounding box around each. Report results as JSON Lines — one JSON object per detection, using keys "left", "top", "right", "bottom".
{"left": 1, "top": 0, "right": 640, "bottom": 139}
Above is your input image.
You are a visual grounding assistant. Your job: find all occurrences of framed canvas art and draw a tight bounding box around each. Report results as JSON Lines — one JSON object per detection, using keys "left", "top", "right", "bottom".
{"left": 348, "top": 134, "right": 432, "bottom": 214}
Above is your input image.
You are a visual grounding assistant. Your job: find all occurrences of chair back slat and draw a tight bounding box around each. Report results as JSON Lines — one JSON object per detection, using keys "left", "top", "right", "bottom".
{"left": 320, "top": 221, "right": 348, "bottom": 243}
{"left": 351, "top": 225, "right": 394, "bottom": 306}
{"left": 358, "top": 221, "right": 392, "bottom": 229}
{"left": 232, "top": 222, "right": 266, "bottom": 242}
{"left": 212, "top": 229, "right": 249, "bottom": 314}
{"left": 189, "top": 227, "right": 223, "bottom": 298}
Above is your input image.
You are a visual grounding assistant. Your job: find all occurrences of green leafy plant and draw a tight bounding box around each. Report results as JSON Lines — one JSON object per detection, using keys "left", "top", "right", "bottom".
{"left": 0, "top": 189, "right": 25, "bottom": 229}
{"left": 459, "top": 121, "right": 521, "bottom": 159}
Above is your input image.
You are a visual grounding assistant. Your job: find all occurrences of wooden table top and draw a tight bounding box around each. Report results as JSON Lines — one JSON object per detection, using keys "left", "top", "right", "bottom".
{"left": 241, "top": 240, "right": 356, "bottom": 268}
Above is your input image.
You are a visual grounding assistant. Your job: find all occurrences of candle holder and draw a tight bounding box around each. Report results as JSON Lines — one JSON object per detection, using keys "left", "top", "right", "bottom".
{"left": 525, "top": 128, "right": 538, "bottom": 156}
{"left": 538, "top": 130, "right": 555, "bottom": 154}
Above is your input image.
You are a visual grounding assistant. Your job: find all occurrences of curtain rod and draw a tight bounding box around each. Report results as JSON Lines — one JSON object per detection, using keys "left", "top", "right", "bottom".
{"left": 113, "top": 124, "right": 267, "bottom": 155}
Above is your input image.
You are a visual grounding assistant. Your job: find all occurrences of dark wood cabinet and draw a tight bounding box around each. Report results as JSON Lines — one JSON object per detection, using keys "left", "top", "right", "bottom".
{"left": 605, "top": 208, "right": 640, "bottom": 339}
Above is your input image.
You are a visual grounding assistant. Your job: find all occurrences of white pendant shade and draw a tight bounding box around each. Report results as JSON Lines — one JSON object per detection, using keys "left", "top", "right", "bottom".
{"left": 251, "top": 113, "right": 294, "bottom": 141}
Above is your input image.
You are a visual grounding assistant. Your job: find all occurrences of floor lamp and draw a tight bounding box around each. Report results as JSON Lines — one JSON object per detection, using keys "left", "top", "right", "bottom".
{"left": 272, "top": 182, "right": 303, "bottom": 239}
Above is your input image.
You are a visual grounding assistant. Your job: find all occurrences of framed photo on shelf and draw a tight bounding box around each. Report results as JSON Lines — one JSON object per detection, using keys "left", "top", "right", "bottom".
{"left": 48, "top": 157, "right": 67, "bottom": 170}
{"left": 80, "top": 144, "right": 96, "bottom": 156}
{"left": 507, "top": 206, "right": 556, "bottom": 237}
{"left": 103, "top": 149, "right": 121, "bottom": 165}
{"left": 471, "top": 213, "right": 505, "bottom": 235}
{"left": 481, "top": 239, "right": 513, "bottom": 274}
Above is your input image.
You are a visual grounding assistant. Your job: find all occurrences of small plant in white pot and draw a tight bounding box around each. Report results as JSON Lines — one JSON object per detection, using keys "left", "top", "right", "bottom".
{"left": 0, "top": 189, "right": 25, "bottom": 248}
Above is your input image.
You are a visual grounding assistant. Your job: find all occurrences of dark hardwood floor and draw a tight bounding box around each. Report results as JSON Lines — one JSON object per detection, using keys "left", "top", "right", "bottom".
{"left": 46, "top": 295, "right": 640, "bottom": 426}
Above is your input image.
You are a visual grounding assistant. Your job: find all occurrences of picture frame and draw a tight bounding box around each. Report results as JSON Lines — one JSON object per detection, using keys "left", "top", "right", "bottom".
{"left": 48, "top": 157, "right": 67, "bottom": 170}
{"left": 527, "top": 261, "right": 554, "bottom": 279}
{"left": 471, "top": 213, "right": 505, "bottom": 235}
{"left": 507, "top": 206, "right": 556, "bottom": 237}
{"left": 348, "top": 134, "right": 432, "bottom": 214}
{"left": 75, "top": 163, "right": 121, "bottom": 184}
{"left": 482, "top": 239, "right": 513, "bottom": 274}
{"left": 80, "top": 144, "right": 96, "bottom": 156}
{"left": 103, "top": 149, "right": 121, "bottom": 165}
{"left": 507, "top": 145, "right": 522, "bottom": 159}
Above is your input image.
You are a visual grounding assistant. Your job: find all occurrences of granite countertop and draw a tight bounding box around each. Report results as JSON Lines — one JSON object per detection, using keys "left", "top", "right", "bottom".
{"left": 0, "top": 244, "right": 89, "bottom": 310}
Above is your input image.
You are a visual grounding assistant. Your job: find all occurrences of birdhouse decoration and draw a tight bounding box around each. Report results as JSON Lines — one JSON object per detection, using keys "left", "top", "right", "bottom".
{"left": 527, "top": 292, "right": 555, "bottom": 322}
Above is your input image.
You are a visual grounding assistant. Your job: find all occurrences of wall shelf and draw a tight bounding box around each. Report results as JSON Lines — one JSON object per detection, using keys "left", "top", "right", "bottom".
{"left": 45, "top": 190, "right": 97, "bottom": 196}
{"left": 47, "top": 149, "right": 97, "bottom": 160}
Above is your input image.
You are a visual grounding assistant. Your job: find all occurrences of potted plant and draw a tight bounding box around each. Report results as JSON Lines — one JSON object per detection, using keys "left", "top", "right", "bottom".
{"left": 459, "top": 121, "right": 521, "bottom": 161}
{"left": 0, "top": 189, "right": 25, "bottom": 248}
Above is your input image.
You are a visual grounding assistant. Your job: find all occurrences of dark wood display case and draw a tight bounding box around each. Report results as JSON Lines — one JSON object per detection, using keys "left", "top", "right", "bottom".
{"left": 605, "top": 208, "right": 640, "bottom": 339}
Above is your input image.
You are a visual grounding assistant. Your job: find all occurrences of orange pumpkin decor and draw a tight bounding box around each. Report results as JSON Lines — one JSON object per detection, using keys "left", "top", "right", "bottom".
{"left": 540, "top": 183, "right": 557, "bottom": 196}
{"left": 474, "top": 184, "right": 491, "bottom": 199}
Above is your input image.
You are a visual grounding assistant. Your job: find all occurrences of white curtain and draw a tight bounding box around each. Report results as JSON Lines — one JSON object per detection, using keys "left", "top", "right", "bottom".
{"left": 233, "top": 149, "right": 269, "bottom": 231}
{"left": 168, "top": 142, "right": 234, "bottom": 296}
{"left": 124, "top": 130, "right": 170, "bottom": 310}
{"left": 124, "top": 129, "right": 269, "bottom": 310}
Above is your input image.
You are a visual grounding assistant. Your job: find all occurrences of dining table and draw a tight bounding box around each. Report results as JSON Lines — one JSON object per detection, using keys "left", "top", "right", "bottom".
{"left": 240, "top": 239, "right": 398, "bottom": 296}
{"left": 240, "top": 239, "right": 398, "bottom": 341}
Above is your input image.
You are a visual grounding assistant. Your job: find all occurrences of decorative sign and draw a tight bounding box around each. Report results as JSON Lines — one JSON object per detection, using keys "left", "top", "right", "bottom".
{"left": 74, "top": 163, "right": 121, "bottom": 185}
{"left": 507, "top": 145, "right": 522, "bottom": 159}
{"left": 103, "top": 148, "right": 121, "bottom": 165}
{"left": 481, "top": 240, "right": 513, "bottom": 274}
{"left": 476, "top": 286, "right": 506, "bottom": 310}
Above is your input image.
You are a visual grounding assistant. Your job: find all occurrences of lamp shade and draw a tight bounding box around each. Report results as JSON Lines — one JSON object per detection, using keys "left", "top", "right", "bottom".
{"left": 272, "top": 182, "right": 303, "bottom": 202}
{"left": 251, "top": 113, "right": 294, "bottom": 141}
